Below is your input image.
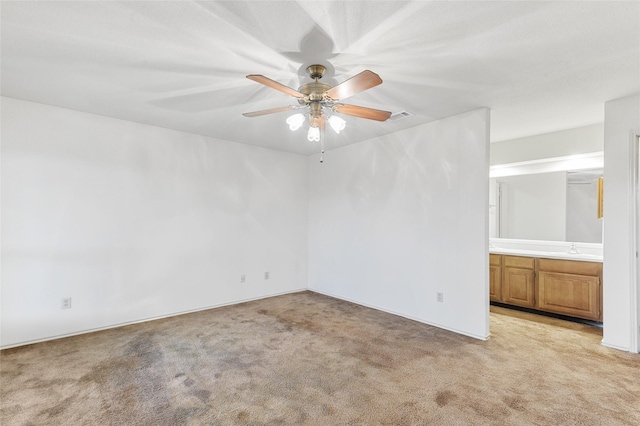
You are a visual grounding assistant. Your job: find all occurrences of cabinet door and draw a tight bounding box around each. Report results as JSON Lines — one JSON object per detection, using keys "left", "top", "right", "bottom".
{"left": 538, "top": 272, "right": 601, "bottom": 321}
{"left": 502, "top": 267, "right": 535, "bottom": 308}
{"left": 489, "top": 266, "right": 502, "bottom": 302}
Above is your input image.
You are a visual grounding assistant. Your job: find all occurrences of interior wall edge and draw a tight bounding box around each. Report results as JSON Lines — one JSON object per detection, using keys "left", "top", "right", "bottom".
{"left": 600, "top": 340, "right": 630, "bottom": 353}
{"left": 602, "top": 93, "right": 640, "bottom": 352}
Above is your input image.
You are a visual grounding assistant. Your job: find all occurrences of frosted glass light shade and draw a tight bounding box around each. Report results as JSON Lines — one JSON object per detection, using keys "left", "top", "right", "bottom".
{"left": 307, "top": 126, "right": 320, "bottom": 142}
{"left": 286, "top": 113, "right": 305, "bottom": 131}
{"left": 328, "top": 115, "right": 346, "bottom": 134}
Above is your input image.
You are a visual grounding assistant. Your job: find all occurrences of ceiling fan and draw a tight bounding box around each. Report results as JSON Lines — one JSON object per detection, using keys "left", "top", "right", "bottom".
{"left": 242, "top": 64, "right": 391, "bottom": 140}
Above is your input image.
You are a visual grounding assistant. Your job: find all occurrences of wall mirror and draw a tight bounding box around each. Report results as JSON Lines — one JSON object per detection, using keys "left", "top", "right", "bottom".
{"left": 489, "top": 153, "right": 604, "bottom": 243}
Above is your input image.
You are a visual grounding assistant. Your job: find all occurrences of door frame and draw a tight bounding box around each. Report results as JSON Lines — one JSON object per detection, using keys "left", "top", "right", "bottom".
{"left": 629, "top": 131, "right": 640, "bottom": 353}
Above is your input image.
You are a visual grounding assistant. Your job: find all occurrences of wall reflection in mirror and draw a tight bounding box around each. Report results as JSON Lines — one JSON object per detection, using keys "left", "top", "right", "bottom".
{"left": 489, "top": 168, "right": 604, "bottom": 243}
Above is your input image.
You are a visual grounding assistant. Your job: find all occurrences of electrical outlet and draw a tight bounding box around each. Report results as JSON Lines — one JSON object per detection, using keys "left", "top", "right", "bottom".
{"left": 240, "top": 274, "right": 246, "bottom": 283}
{"left": 264, "top": 271, "right": 270, "bottom": 280}
{"left": 437, "top": 292, "right": 444, "bottom": 303}
{"left": 61, "top": 297, "right": 72, "bottom": 309}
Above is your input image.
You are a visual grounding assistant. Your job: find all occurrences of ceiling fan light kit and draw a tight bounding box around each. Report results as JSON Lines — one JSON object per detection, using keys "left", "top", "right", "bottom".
{"left": 327, "top": 115, "right": 346, "bottom": 133}
{"left": 243, "top": 64, "right": 392, "bottom": 161}
{"left": 286, "top": 113, "right": 305, "bottom": 131}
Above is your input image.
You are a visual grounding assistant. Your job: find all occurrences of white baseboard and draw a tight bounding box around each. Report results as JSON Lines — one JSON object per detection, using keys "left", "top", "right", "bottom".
{"left": 601, "top": 339, "right": 631, "bottom": 353}
{"left": 309, "top": 288, "right": 490, "bottom": 341}
{"left": 0, "top": 288, "right": 307, "bottom": 350}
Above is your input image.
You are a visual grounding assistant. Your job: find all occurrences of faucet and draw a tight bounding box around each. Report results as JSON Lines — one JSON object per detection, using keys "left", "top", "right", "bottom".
{"left": 568, "top": 243, "right": 580, "bottom": 254}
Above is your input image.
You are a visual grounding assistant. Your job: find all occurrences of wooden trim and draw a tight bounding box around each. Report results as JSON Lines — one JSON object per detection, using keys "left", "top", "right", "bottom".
{"left": 597, "top": 176, "right": 604, "bottom": 218}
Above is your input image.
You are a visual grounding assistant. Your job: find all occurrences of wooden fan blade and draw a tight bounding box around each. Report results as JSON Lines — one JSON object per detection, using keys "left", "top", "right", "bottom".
{"left": 325, "top": 70, "right": 383, "bottom": 101}
{"left": 333, "top": 104, "right": 391, "bottom": 122}
{"left": 246, "top": 75, "right": 305, "bottom": 98}
{"left": 242, "top": 105, "right": 296, "bottom": 117}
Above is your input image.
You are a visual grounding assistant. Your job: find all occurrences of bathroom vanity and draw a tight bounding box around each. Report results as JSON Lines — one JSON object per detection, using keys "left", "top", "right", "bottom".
{"left": 489, "top": 240, "right": 603, "bottom": 321}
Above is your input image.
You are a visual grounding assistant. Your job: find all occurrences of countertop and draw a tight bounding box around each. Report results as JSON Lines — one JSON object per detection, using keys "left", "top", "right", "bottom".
{"left": 489, "top": 247, "right": 603, "bottom": 262}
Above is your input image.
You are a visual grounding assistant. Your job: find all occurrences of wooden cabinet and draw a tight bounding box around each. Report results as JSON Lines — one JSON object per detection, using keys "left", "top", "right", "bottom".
{"left": 489, "top": 254, "right": 603, "bottom": 322}
{"left": 489, "top": 254, "right": 502, "bottom": 302}
{"left": 502, "top": 256, "right": 536, "bottom": 308}
{"left": 537, "top": 259, "right": 602, "bottom": 321}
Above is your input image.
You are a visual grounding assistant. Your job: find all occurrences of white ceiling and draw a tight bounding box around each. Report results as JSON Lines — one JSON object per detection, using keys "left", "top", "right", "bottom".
{"left": 2, "top": 1, "right": 639, "bottom": 155}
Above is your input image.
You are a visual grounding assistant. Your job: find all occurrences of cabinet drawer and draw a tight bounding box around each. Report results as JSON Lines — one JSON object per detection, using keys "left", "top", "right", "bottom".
{"left": 503, "top": 255, "right": 535, "bottom": 269}
{"left": 490, "top": 254, "right": 502, "bottom": 267}
{"left": 538, "top": 258, "right": 601, "bottom": 276}
{"left": 538, "top": 271, "right": 601, "bottom": 321}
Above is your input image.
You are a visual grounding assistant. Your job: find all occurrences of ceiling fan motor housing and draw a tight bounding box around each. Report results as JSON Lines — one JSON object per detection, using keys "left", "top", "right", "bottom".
{"left": 309, "top": 102, "right": 323, "bottom": 119}
{"left": 298, "top": 82, "right": 332, "bottom": 101}
{"left": 306, "top": 64, "right": 326, "bottom": 80}
{"left": 299, "top": 64, "right": 332, "bottom": 110}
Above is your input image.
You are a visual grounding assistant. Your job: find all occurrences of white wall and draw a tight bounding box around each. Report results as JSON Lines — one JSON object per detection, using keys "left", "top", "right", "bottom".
{"left": 603, "top": 93, "right": 640, "bottom": 351}
{"left": 490, "top": 123, "right": 603, "bottom": 165}
{"left": 308, "top": 109, "right": 490, "bottom": 340}
{"left": 495, "top": 172, "right": 567, "bottom": 241}
{"left": 1, "top": 97, "right": 309, "bottom": 348}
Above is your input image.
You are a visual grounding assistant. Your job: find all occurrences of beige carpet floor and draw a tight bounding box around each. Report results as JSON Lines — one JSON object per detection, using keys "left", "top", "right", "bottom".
{"left": 1, "top": 291, "right": 638, "bottom": 425}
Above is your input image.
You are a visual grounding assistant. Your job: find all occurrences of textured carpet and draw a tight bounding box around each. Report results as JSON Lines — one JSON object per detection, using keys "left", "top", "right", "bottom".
{"left": 1, "top": 291, "right": 638, "bottom": 425}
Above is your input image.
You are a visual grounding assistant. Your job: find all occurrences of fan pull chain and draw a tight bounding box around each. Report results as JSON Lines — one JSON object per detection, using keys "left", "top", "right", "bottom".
{"left": 319, "top": 137, "right": 325, "bottom": 163}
